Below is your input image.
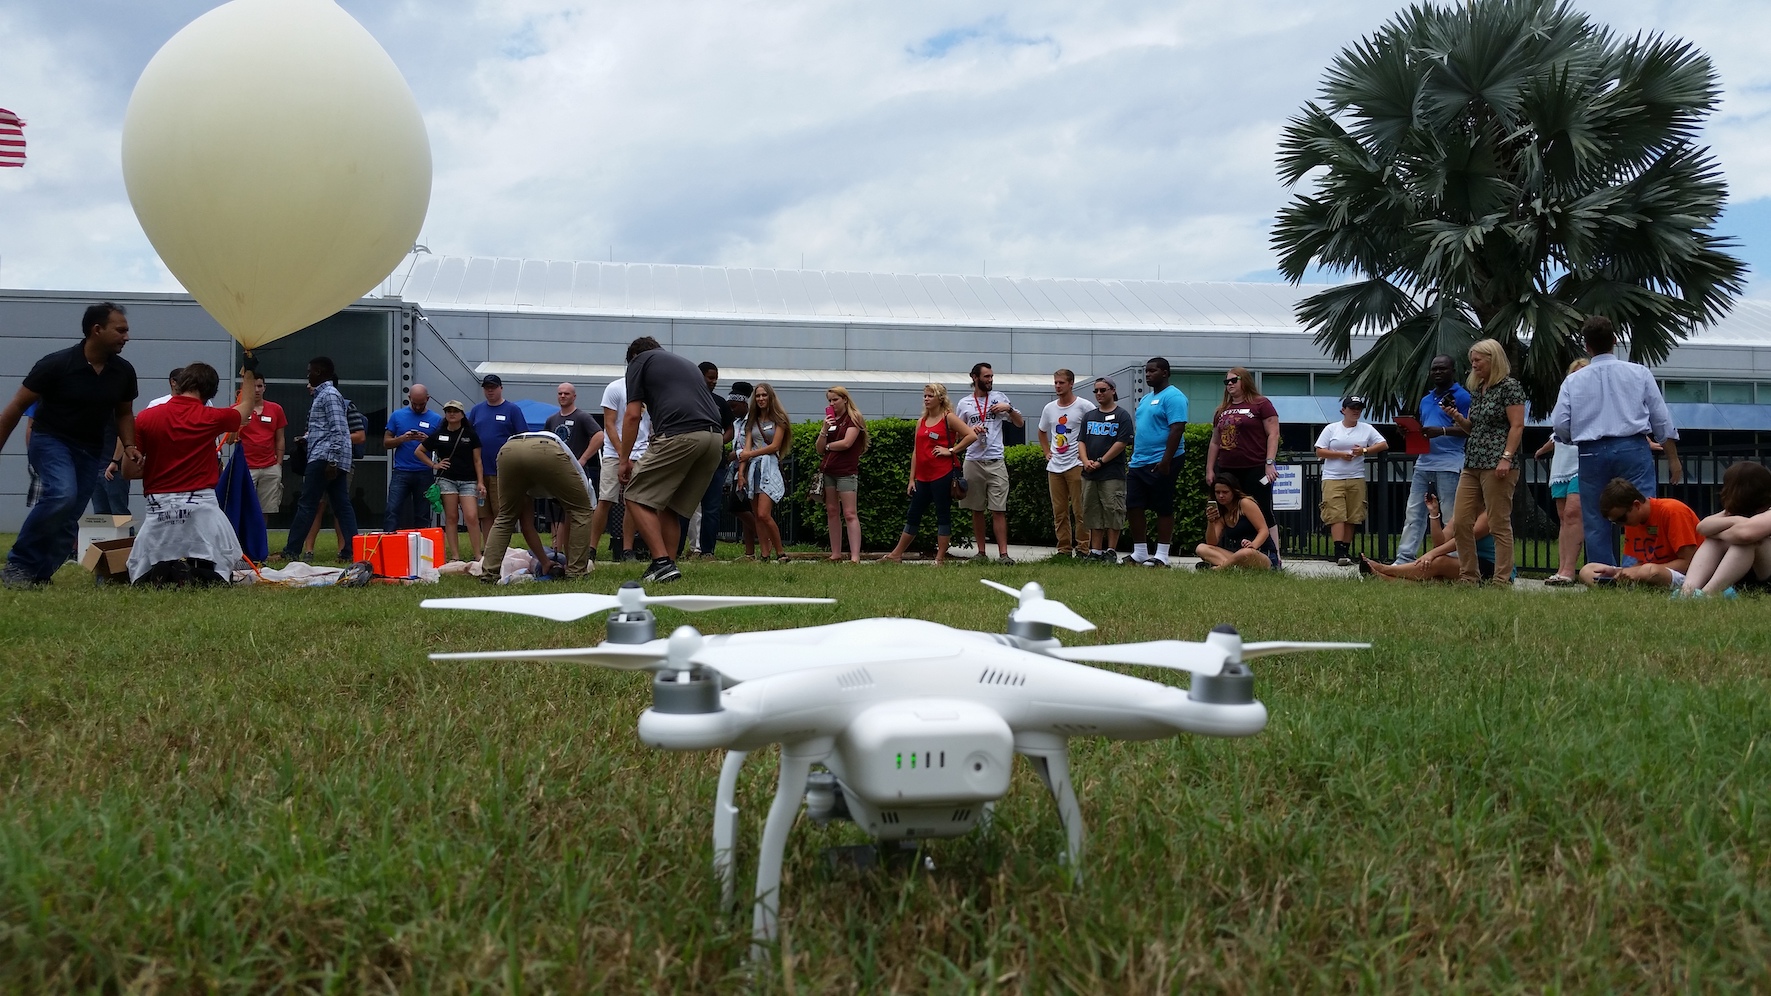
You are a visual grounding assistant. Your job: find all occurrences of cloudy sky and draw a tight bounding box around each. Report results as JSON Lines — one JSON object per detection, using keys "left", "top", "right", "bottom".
{"left": 5, "top": 0, "right": 1771, "bottom": 297}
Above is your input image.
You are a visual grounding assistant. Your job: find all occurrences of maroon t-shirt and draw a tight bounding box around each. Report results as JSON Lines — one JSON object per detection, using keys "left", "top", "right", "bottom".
{"left": 1213, "top": 397, "right": 1278, "bottom": 468}
{"left": 820, "top": 413, "right": 862, "bottom": 476}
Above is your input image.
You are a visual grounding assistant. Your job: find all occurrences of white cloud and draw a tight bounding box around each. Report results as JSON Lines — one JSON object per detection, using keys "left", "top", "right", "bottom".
{"left": 5, "top": 0, "right": 1771, "bottom": 296}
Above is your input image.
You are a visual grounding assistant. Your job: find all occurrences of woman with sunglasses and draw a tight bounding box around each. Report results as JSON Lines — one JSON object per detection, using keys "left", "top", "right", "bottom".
{"left": 1205, "top": 367, "right": 1282, "bottom": 565}
{"left": 883, "top": 384, "right": 977, "bottom": 564}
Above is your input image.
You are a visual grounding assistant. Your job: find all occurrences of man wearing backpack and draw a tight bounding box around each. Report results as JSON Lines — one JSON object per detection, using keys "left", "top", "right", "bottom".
{"left": 281, "top": 356, "right": 358, "bottom": 563}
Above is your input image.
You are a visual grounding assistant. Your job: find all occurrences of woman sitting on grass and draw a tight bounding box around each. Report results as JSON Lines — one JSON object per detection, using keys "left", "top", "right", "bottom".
{"left": 1194, "top": 479, "right": 1270, "bottom": 571}
{"left": 883, "top": 384, "right": 976, "bottom": 564}
{"left": 1678, "top": 461, "right": 1771, "bottom": 597}
{"left": 1364, "top": 492, "right": 1493, "bottom": 582}
{"left": 736, "top": 382, "right": 790, "bottom": 563}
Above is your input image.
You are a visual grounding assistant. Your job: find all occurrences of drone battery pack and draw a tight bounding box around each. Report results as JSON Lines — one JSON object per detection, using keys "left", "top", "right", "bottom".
{"left": 836, "top": 700, "right": 1013, "bottom": 806}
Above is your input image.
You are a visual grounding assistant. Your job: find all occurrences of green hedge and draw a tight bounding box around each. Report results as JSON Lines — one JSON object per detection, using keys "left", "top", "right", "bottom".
{"left": 785, "top": 419, "right": 1216, "bottom": 553}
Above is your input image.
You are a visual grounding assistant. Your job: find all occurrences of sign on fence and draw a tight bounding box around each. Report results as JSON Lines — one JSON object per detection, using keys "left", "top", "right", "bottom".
{"left": 1271, "top": 464, "right": 1303, "bottom": 511}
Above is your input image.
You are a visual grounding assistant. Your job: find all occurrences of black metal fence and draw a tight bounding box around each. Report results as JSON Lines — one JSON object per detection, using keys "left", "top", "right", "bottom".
{"left": 1270, "top": 442, "right": 1771, "bottom": 572}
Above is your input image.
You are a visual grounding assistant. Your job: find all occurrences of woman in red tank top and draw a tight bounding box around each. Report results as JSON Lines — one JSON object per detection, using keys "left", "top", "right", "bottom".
{"left": 884, "top": 384, "right": 976, "bottom": 564}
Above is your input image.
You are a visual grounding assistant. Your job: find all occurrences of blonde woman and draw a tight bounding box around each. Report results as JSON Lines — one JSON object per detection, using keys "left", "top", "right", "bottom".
{"left": 736, "top": 382, "right": 790, "bottom": 562}
{"left": 1441, "top": 338, "right": 1526, "bottom": 583}
{"left": 817, "top": 386, "right": 869, "bottom": 562}
{"left": 1534, "top": 357, "right": 1589, "bottom": 585}
{"left": 883, "top": 384, "right": 977, "bottom": 564}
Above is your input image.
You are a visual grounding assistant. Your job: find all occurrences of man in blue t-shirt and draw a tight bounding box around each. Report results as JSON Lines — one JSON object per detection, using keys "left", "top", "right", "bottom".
{"left": 467, "top": 374, "right": 530, "bottom": 532}
{"left": 382, "top": 383, "right": 441, "bottom": 530}
{"left": 1394, "top": 354, "right": 1471, "bottom": 564}
{"left": 1125, "top": 356, "right": 1188, "bottom": 567}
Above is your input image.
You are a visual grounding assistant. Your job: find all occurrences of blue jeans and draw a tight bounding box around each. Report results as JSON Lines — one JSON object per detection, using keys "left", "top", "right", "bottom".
{"left": 88, "top": 466, "right": 132, "bottom": 516}
{"left": 9, "top": 433, "right": 104, "bottom": 580}
{"left": 1578, "top": 436, "right": 1656, "bottom": 567}
{"left": 1394, "top": 467, "right": 1463, "bottom": 562}
{"left": 696, "top": 462, "right": 728, "bottom": 554}
{"left": 383, "top": 468, "right": 435, "bottom": 531}
{"left": 284, "top": 460, "right": 358, "bottom": 560}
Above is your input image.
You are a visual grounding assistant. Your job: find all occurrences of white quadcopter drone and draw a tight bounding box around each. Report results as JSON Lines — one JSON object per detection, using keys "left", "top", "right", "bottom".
{"left": 422, "top": 579, "right": 1368, "bottom": 957}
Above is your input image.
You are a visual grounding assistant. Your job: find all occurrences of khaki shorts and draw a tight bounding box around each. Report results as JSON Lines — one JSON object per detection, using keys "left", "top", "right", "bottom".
{"left": 1319, "top": 477, "right": 1367, "bottom": 525}
{"left": 250, "top": 464, "right": 283, "bottom": 513}
{"left": 626, "top": 430, "right": 724, "bottom": 518}
{"left": 1082, "top": 477, "right": 1126, "bottom": 530}
{"left": 959, "top": 457, "right": 1009, "bottom": 512}
{"left": 599, "top": 456, "right": 623, "bottom": 502}
{"left": 821, "top": 473, "right": 858, "bottom": 494}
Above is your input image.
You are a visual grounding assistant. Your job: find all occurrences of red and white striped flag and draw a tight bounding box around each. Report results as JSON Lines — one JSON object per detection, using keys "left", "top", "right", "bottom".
{"left": 0, "top": 108, "right": 25, "bottom": 168}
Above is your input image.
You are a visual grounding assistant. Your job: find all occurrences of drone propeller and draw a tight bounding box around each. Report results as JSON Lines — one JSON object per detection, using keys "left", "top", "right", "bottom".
{"left": 429, "top": 638, "right": 670, "bottom": 669}
{"left": 1240, "top": 641, "right": 1371, "bottom": 661}
{"left": 419, "top": 585, "right": 836, "bottom": 622}
{"left": 979, "top": 579, "right": 1096, "bottom": 633}
{"left": 1047, "top": 640, "right": 1230, "bottom": 677}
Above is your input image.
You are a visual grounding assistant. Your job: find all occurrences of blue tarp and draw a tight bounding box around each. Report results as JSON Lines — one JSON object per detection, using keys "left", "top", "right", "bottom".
{"left": 216, "top": 440, "right": 269, "bottom": 563}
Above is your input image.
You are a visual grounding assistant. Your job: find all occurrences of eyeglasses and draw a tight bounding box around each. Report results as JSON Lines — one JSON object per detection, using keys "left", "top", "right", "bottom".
{"left": 1224, "top": 377, "right": 1240, "bottom": 385}
{"left": 1092, "top": 387, "right": 1112, "bottom": 393}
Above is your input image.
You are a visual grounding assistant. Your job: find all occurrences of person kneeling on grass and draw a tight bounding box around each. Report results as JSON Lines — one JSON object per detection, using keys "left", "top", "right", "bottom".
{"left": 1195, "top": 479, "right": 1271, "bottom": 571}
{"left": 1678, "top": 461, "right": 1771, "bottom": 597}
{"left": 1364, "top": 493, "right": 1495, "bottom": 582}
{"left": 1578, "top": 478, "right": 1698, "bottom": 589}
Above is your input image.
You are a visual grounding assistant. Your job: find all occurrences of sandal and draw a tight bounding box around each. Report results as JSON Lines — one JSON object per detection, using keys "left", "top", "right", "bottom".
{"left": 1543, "top": 574, "right": 1576, "bottom": 586}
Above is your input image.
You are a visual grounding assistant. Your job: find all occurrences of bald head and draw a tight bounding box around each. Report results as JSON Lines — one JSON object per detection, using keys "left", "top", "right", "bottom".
{"left": 557, "top": 382, "right": 578, "bottom": 412}
{"left": 408, "top": 384, "right": 429, "bottom": 411}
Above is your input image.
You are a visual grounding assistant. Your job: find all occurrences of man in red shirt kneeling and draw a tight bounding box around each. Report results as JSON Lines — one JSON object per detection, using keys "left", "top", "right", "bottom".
{"left": 126, "top": 362, "right": 257, "bottom": 585}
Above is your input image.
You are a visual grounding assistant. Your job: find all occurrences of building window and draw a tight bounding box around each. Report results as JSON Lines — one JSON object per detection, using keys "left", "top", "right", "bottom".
{"left": 1710, "top": 381, "right": 1753, "bottom": 405}
{"left": 1662, "top": 380, "right": 1708, "bottom": 404}
{"left": 1260, "top": 373, "right": 1311, "bottom": 396}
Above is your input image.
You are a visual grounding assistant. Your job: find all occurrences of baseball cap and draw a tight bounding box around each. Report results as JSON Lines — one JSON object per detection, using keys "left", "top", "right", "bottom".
{"left": 1341, "top": 395, "right": 1367, "bottom": 410}
{"left": 443, "top": 399, "right": 466, "bottom": 412}
{"left": 480, "top": 374, "right": 502, "bottom": 388}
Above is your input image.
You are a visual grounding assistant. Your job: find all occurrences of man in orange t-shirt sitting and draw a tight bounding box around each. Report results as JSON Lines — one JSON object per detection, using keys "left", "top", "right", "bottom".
{"left": 1577, "top": 478, "right": 1699, "bottom": 589}
{"left": 125, "top": 362, "right": 257, "bottom": 585}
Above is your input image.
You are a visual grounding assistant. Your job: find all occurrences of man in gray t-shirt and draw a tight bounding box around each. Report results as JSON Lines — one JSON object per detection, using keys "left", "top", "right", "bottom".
{"left": 618, "top": 337, "right": 726, "bottom": 583}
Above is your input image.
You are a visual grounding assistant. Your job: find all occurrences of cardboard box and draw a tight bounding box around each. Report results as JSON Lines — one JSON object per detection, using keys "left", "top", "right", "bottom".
{"left": 77, "top": 514, "right": 136, "bottom": 552}
{"left": 80, "top": 537, "right": 134, "bottom": 583}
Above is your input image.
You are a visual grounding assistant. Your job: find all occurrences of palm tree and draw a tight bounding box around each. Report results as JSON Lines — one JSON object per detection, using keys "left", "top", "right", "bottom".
{"left": 1272, "top": 0, "right": 1745, "bottom": 413}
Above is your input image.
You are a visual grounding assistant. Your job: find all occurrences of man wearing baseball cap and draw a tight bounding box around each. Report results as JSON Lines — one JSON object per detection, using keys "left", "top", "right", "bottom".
{"left": 467, "top": 374, "right": 530, "bottom": 535}
{"left": 1314, "top": 396, "right": 1388, "bottom": 566}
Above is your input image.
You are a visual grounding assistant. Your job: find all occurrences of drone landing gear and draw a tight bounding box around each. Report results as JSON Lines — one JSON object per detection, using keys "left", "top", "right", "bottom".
{"left": 714, "top": 749, "right": 748, "bottom": 909}
{"left": 1018, "top": 737, "right": 1084, "bottom": 878}
{"left": 751, "top": 739, "right": 832, "bottom": 960}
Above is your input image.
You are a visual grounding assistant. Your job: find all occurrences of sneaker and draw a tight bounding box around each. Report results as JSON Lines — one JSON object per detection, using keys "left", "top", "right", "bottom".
{"left": 2, "top": 563, "right": 41, "bottom": 590}
{"left": 1543, "top": 574, "right": 1575, "bottom": 587}
{"left": 640, "top": 557, "right": 683, "bottom": 584}
{"left": 997, "top": 555, "right": 1015, "bottom": 565}
{"left": 1336, "top": 557, "right": 1352, "bottom": 567}
{"left": 1194, "top": 561, "right": 1215, "bottom": 572}
{"left": 973, "top": 551, "right": 992, "bottom": 563}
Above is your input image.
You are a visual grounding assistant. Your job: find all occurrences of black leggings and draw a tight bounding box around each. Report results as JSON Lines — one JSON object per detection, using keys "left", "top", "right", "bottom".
{"left": 903, "top": 473, "right": 953, "bottom": 536}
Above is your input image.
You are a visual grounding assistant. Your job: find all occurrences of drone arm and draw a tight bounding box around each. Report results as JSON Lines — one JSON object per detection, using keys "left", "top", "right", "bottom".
{"left": 714, "top": 750, "right": 748, "bottom": 910}
{"left": 1017, "top": 733, "right": 1084, "bottom": 878}
{"left": 750, "top": 738, "right": 832, "bottom": 961}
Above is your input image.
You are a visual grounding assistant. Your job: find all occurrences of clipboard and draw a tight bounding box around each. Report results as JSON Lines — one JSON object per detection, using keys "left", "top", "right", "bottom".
{"left": 1393, "top": 415, "right": 1431, "bottom": 455}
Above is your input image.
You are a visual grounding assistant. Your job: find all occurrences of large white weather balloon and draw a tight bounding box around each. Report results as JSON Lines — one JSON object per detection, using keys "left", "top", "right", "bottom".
{"left": 122, "top": 0, "right": 431, "bottom": 350}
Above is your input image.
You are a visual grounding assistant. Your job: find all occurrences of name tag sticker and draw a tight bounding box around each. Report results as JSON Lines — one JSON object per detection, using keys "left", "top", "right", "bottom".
{"left": 260, "top": 416, "right": 273, "bottom": 422}
{"left": 495, "top": 414, "right": 507, "bottom": 421}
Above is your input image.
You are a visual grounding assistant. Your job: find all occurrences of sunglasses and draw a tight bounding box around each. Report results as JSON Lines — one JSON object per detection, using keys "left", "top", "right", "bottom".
{"left": 1092, "top": 387, "right": 1112, "bottom": 393}
{"left": 1224, "top": 377, "right": 1240, "bottom": 384}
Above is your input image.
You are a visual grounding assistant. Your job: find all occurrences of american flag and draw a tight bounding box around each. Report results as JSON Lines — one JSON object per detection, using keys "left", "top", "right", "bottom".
{"left": 0, "top": 108, "right": 24, "bottom": 168}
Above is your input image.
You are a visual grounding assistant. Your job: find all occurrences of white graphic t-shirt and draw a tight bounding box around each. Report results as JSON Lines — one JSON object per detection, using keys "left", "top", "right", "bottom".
{"left": 1038, "top": 397, "right": 1097, "bottom": 473}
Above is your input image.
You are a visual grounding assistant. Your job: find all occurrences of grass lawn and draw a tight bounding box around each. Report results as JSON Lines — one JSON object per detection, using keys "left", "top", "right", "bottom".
{"left": 1, "top": 533, "right": 1767, "bottom": 992}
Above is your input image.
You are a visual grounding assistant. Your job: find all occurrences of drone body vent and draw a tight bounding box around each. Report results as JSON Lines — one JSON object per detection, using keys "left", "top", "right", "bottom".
{"left": 837, "top": 667, "right": 875, "bottom": 690}
{"left": 1052, "top": 723, "right": 1100, "bottom": 735}
{"left": 952, "top": 807, "right": 972, "bottom": 822}
{"left": 880, "top": 811, "right": 900, "bottom": 824}
{"left": 978, "top": 668, "right": 1026, "bottom": 687}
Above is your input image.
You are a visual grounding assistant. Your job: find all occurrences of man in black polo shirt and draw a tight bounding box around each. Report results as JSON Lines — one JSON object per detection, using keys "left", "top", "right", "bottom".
{"left": 0, "top": 303, "right": 141, "bottom": 587}
{"left": 617, "top": 337, "right": 725, "bottom": 583}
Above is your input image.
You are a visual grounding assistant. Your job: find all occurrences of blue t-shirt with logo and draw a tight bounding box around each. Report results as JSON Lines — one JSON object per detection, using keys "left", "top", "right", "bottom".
{"left": 385, "top": 405, "right": 442, "bottom": 472}
{"left": 1130, "top": 386, "right": 1189, "bottom": 467}
{"left": 1415, "top": 384, "right": 1472, "bottom": 473}
{"left": 467, "top": 400, "right": 529, "bottom": 475}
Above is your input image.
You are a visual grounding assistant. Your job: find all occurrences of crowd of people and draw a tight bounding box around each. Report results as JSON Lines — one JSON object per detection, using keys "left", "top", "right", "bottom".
{"left": 5, "top": 305, "right": 1769, "bottom": 593}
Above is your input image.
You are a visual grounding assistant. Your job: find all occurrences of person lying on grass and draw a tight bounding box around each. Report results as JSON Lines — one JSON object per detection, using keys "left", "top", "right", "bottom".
{"left": 1194, "top": 478, "right": 1270, "bottom": 571}
{"left": 1678, "top": 461, "right": 1771, "bottom": 597}
{"left": 1364, "top": 492, "right": 1495, "bottom": 582}
{"left": 1579, "top": 479, "right": 1698, "bottom": 589}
